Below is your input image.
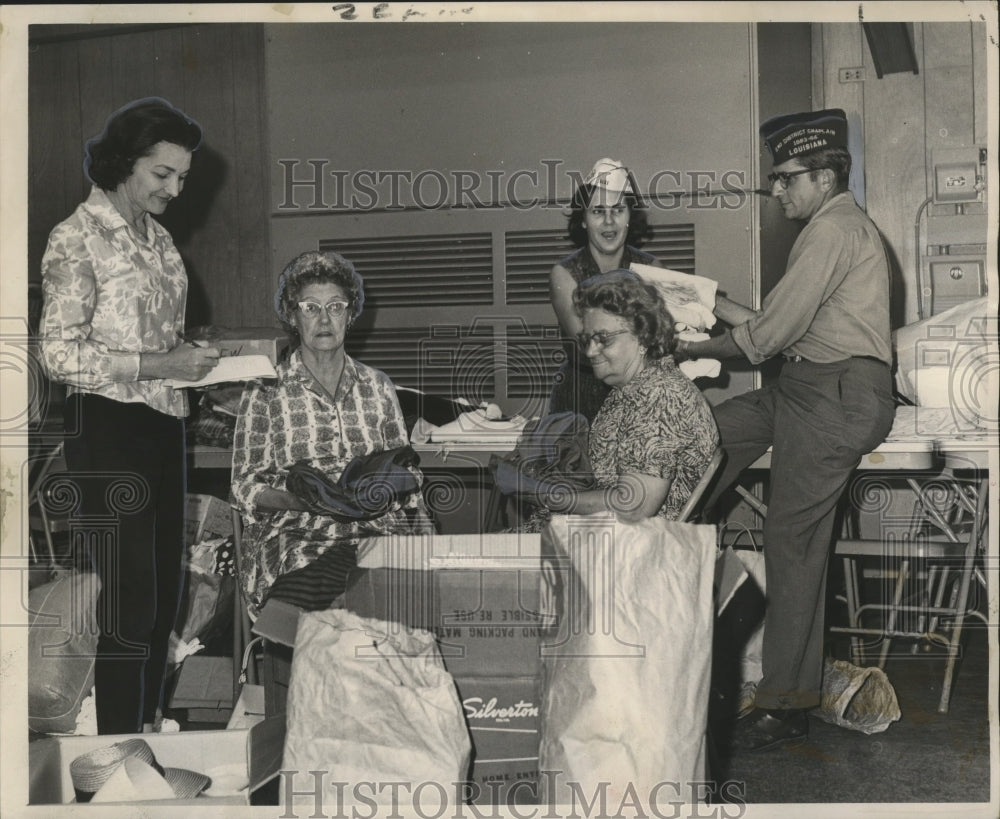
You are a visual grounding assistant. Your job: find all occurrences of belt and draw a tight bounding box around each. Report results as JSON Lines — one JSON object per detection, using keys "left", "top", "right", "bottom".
{"left": 783, "top": 354, "right": 887, "bottom": 365}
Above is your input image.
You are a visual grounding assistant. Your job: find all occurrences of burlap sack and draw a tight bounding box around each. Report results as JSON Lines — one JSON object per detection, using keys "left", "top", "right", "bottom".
{"left": 815, "top": 657, "right": 902, "bottom": 734}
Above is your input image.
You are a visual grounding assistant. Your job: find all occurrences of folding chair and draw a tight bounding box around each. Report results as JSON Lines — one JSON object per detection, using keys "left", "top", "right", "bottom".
{"left": 831, "top": 472, "right": 988, "bottom": 713}
{"left": 679, "top": 446, "right": 725, "bottom": 523}
{"left": 28, "top": 443, "right": 68, "bottom": 567}
{"left": 230, "top": 507, "right": 257, "bottom": 697}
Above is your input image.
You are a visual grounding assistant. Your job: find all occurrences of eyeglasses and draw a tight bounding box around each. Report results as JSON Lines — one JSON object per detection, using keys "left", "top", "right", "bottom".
{"left": 766, "top": 168, "right": 820, "bottom": 189}
{"left": 577, "top": 329, "right": 630, "bottom": 349}
{"left": 296, "top": 299, "right": 350, "bottom": 319}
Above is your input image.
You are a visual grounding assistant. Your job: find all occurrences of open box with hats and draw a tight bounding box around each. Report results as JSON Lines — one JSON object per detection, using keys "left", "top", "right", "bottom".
{"left": 28, "top": 716, "right": 285, "bottom": 806}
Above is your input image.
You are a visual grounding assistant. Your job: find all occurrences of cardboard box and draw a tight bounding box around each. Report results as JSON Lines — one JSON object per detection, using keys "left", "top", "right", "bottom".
{"left": 212, "top": 327, "right": 289, "bottom": 366}
{"left": 468, "top": 761, "right": 539, "bottom": 806}
{"left": 28, "top": 717, "right": 285, "bottom": 806}
{"left": 185, "top": 493, "right": 233, "bottom": 545}
{"left": 458, "top": 675, "right": 539, "bottom": 752}
{"left": 357, "top": 532, "right": 544, "bottom": 571}
{"left": 455, "top": 675, "right": 540, "bottom": 804}
{"left": 250, "top": 601, "right": 544, "bottom": 805}
{"left": 344, "top": 567, "right": 553, "bottom": 677}
{"left": 169, "top": 655, "right": 236, "bottom": 722}
{"left": 254, "top": 564, "right": 558, "bottom": 679}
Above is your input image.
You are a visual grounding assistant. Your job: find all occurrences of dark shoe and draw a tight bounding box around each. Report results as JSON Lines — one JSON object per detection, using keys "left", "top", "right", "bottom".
{"left": 731, "top": 707, "right": 808, "bottom": 752}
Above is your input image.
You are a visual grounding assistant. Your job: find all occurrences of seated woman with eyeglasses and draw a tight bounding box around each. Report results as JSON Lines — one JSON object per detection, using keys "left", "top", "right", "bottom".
{"left": 535, "top": 269, "right": 718, "bottom": 523}
{"left": 232, "top": 251, "right": 434, "bottom": 614}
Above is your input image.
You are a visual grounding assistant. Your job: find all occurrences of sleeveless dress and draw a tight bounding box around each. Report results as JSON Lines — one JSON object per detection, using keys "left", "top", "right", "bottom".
{"left": 547, "top": 245, "right": 658, "bottom": 421}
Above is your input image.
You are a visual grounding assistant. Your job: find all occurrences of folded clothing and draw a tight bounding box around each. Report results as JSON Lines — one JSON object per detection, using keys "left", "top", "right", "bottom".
{"left": 489, "top": 411, "right": 596, "bottom": 496}
{"left": 286, "top": 446, "right": 421, "bottom": 521}
{"left": 428, "top": 410, "right": 531, "bottom": 443}
{"left": 631, "top": 262, "right": 718, "bottom": 331}
{"left": 264, "top": 539, "right": 358, "bottom": 612}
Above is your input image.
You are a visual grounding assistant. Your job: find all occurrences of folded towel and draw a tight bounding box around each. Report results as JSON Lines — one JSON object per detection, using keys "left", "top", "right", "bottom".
{"left": 631, "top": 262, "right": 718, "bottom": 331}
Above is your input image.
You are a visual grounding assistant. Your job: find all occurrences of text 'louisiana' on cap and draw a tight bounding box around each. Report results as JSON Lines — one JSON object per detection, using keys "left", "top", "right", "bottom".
{"left": 760, "top": 109, "right": 848, "bottom": 166}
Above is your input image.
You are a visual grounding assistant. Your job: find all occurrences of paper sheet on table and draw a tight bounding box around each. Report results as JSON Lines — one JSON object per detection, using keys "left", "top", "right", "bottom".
{"left": 165, "top": 354, "right": 276, "bottom": 389}
{"left": 631, "top": 262, "right": 718, "bottom": 331}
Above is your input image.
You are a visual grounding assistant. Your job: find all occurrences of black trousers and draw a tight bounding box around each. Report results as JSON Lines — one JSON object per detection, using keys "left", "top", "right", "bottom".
{"left": 706, "top": 358, "right": 895, "bottom": 709}
{"left": 63, "top": 394, "right": 187, "bottom": 734}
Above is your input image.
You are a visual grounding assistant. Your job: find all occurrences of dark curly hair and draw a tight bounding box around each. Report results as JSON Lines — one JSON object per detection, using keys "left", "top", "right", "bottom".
{"left": 573, "top": 269, "right": 675, "bottom": 359}
{"left": 566, "top": 183, "right": 651, "bottom": 248}
{"left": 274, "top": 250, "right": 365, "bottom": 331}
{"left": 85, "top": 97, "right": 203, "bottom": 191}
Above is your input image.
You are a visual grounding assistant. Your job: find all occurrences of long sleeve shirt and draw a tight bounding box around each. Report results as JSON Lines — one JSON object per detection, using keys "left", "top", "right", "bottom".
{"left": 39, "top": 186, "right": 189, "bottom": 417}
{"left": 731, "top": 192, "right": 892, "bottom": 366}
{"left": 231, "top": 350, "right": 433, "bottom": 609}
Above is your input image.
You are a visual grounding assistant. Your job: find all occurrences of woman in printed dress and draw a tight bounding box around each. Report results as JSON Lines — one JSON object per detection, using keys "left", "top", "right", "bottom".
{"left": 40, "top": 98, "right": 219, "bottom": 734}
{"left": 537, "top": 269, "right": 718, "bottom": 522}
{"left": 231, "top": 251, "right": 434, "bottom": 615}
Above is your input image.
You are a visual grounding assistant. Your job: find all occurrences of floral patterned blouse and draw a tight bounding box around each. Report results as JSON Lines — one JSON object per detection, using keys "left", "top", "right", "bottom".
{"left": 232, "top": 349, "right": 434, "bottom": 610}
{"left": 589, "top": 357, "right": 719, "bottom": 520}
{"left": 39, "top": 186, "right": 189, "bottom": 417}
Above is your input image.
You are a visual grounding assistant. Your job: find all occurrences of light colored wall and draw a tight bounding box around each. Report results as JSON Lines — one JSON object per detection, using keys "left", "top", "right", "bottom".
{"left": 813, "top": 22, "right": 989, "bottom": 327}
{"left": 28, "top": 24, "right": 271, "bottom": 329}
{"left": 264, "top": 22, "right": 764, "bottom": 405}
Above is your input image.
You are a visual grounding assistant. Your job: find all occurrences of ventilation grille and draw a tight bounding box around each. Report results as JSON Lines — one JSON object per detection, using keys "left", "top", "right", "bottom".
{"left": 504, "top": 223, "right": 696, "bottom": 304}
{"left": 319, "top": 233, "right": 494, "bottom": 307}
{"left": 503, "top": 323, "right": 568, "bottom": 399}
{"left": 346, "top": 324, "right": 495, "bottom": 401}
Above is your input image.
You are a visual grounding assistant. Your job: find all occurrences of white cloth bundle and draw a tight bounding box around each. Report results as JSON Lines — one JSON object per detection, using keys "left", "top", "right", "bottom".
{"left": 631, "top": 263, "right": 718, "bottom": 332}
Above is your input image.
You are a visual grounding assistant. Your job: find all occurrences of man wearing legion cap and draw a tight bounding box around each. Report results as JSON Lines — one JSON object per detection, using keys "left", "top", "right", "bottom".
{"left": 677, "top": 108, "right": 894, "bottom": 751}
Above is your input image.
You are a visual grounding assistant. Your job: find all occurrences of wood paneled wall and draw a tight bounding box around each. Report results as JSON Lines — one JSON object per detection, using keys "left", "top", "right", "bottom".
{"left": 813, "top": 22, "right": 988, "bottom": 327}
{"left": 28, "top": 24, "right": 273, "bottom": 329}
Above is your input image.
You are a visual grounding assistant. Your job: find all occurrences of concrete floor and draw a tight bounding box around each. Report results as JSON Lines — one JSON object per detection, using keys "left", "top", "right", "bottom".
{"left": 711, "top": 625, "right": 994, "bottom": 807}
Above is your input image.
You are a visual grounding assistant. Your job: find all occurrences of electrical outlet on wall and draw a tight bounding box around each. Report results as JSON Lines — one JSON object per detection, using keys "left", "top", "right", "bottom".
{"left": 838, "top": 67, "right": 866, "bottom": 83}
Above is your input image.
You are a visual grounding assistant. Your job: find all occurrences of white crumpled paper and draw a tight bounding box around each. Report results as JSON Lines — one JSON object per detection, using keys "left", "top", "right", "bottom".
{"left": 283, "top": 609, "right": 472, "bottom": 810}
{"left": 539, "top": 514, "right": 717, "bottom": 808}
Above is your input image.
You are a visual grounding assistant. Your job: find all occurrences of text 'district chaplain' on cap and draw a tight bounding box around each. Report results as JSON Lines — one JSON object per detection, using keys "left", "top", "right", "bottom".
{"left": 760, "top": 108, "right": 848, "bottom": 166}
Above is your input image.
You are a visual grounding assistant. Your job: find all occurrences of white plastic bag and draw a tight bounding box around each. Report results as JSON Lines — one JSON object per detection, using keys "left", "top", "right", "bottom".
{"left": 283, "top": 608, "right": 472, "bottom": 810}
{"left": 28, "top": 570, "right": 99, "bottom": 734}
{"left": 539, "top": 514, "right": 716, "bottom": 808}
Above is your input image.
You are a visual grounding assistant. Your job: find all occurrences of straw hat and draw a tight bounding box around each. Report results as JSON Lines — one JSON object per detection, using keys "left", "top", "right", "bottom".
{"left": 69, "top": 738, "right": 211, "bottom": 802}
